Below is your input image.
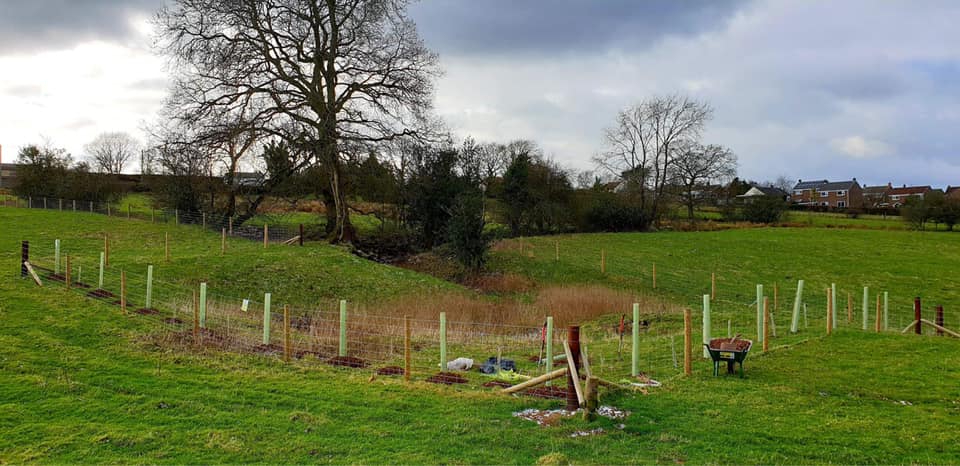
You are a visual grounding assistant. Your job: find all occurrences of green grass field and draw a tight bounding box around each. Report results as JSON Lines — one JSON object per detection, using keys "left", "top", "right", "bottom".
{"left": 3, "top": 206, "right": 960, "bottom": 463}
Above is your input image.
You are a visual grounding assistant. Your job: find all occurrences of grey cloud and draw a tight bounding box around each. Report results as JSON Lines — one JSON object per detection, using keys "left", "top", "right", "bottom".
{"left": 408, "top": 0, "right": 749, "bottom": 57}
{"left": 0, "top": 0, "right": 162, "bottom": 53}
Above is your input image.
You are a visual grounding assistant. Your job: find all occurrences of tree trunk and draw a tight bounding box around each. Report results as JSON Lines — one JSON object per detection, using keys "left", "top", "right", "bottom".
{"left": 328, "top": 156, "right": 356, "bottom": 244}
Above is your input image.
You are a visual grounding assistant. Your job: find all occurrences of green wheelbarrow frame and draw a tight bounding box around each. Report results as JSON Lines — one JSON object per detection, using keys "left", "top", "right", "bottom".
{"left": 703, "top": 340, "right": 753, "bottom": 378}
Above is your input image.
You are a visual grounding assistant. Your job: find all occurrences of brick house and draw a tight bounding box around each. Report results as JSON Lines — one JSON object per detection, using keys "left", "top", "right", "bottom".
{"left": 944, "top": 186, "right": 959, "bottom": 200}
{"left": 791, "top": 179, "right": 863, "bottom": 208}
{"left": 0, "top": 145, "right": 16, "bottom": 190}
{"left": 886, "top": 185, "right": 932, "bottom": 207}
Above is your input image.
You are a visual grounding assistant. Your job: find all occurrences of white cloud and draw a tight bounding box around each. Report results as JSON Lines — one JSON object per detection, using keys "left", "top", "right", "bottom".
{"left": 830, "top": 136, "right": 893, "bottom": 159}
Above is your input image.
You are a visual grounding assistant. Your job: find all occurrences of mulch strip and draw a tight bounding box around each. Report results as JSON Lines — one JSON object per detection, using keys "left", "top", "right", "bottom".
{"left": 251, "top": 343, "right": 284, "bottom": 356}
{"left": 294, "top": 350, "right": 325, "bottom": 360}
{"left": 425, "top": 372, "right": 469, "bottom": 385}
{"left": 482, "top": 380, "right": 513, "bottom": 389}
{"left": 47, "top": 273, "right": 66, "bottom": 282}
{"left": 326, "top": 356, "right": 369, "bottom": 368}
{"left": 376, "top": 366, "right": 405, "bottom": 376}
{"left": 136, "top": 308, "right": 160, "bottom": 315}
{"left": 87, "top": 289, "right": 115, "bottom": 299}
{"left": 163, "top": 317, "right": 183, "bottom": 325}
{"left": 73, "top": 282, "right": 92, "bottom": 289}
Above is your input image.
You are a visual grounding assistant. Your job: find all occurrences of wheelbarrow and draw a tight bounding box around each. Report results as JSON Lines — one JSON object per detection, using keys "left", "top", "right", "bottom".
{"left": 703, "top": 337, "right": 753, "bottom": 378}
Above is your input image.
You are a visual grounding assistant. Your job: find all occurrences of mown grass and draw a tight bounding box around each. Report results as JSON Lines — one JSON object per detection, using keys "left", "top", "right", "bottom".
{"left": 4, "top": 206, "right": 960, "bottom": 463}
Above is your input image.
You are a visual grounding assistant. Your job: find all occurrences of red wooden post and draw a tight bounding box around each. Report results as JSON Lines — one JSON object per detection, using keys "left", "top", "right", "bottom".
{"left": 936, "top": 305, "right": 944, "bottom": 337}
{"left": 914, "top": 297, "right": 922, "bottom": 335}
{"left": 565, "top": 326, "right": 582, "bottom": 411}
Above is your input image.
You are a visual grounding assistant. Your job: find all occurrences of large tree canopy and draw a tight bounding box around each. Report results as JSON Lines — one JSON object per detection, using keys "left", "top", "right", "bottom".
{"left": 155, "top": 0, "right": 440, "bottom": 242}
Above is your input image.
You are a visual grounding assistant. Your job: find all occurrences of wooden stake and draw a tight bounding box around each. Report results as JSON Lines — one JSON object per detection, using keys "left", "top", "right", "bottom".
{"left": 65, "top": 255, "right": 71, "bottom": 290}
{"left": 683, "top": 308, "right": 692, "bottom": 375}
{"left": 711, "top": 272, "right": 716, "bottom": 300}
{"left": 583, "top": 376, "right": 599, "bottom": 421}
{"left": 875, "top": 294, "right": 882, "bottom": 333}
{"left": 502, "top": 368, "right": 568, "bottom": 394}
{"left": 847, "top": 292, "right": 853, "bottom": 323}
{"left": 120, "top": 270, "right": 127, "bottom": 315}
{"left": 562, "top": 340, "right": 585, "bottom": 406}
{"left": 404, "top": 315, "right": 411, "bottom": 382}
{"left": 774, "top": 282, "right": 778, "bottom": 311}
{"left": 164, "top": 232, "right": 170, "bottom": 262}
{"left": 192, "top": 290, "right": 200, "bottom": 344}
{"left": 555, "top": 240, "right": 559, "bottom": 261}
{"left": 919, "top": 318, "right": 960, "bottom": 338}
{"left": 652, "top": 263, "right": 657, "bottom": 289}
{"left": 763, "top": 297, "right": 770, "bottom": 352}
{"left": 24, "top": 261, "right": 43, "bottom": 286}
{"left": 221, "top": 228, "right": 226, "bottom": 255}
{"left": 601, "top": 249, "right": 606, "bottom": 274}
{"left": 264, "top": 224, "right": 269, "bottom": 248}
{"left": 283, "top": 305, "right": 291, "bottom": 362}
{"left": 228, "top": 217, "right": 233, "bottom": 235}
{"left": 104, "top": 235, "right": 110, "bottom": 267}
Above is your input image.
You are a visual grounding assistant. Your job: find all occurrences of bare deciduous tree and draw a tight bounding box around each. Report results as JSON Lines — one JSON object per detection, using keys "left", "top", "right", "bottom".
{"left": 595, "top": 94, "right": 713, "bottom": 221}
{"left": 84, "top": 132, "right": 141, "bottom": 174}
{"left": 672, "top": 143, "right": 737, "bottom": 220}
{"left": 155, "top": 0, "right": 440, "bottom": 243}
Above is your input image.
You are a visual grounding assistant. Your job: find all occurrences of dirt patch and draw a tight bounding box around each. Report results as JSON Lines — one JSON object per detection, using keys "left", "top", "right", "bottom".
{"left": 47, "top": 273, "right": 66, "bottom": 282}
{"left": 326, "top": 356, "right": 369, "bottom": 368}
{"left": 376, "top": 366, "right": 405, "bottom": 376}
{"left": 425, "top": 372, "right": 468, "bottom": 385}
{"left": 136, "top": 308, "right": 159, "bottom": 315}
{"left": 482, "top": 380, "right": 513, "bottom": 389}
{"left": 87, "top": 289, "right": 115, "bottom": 299}
{"left": 73, "top": 282, "right": 92, "bottom": 289}
{"left": 524, "top": 386, "right": 569, "bottom": 399}
{"left": 163, "top": 317, "right": 183, "bottom": 325}
{"left": 294, "top": 350, "right": 325, "bottom": 360}
{"left": 709, "top": 338, "right": 751, "bottom": 351}
{"left": 251, "top": 343, "right": 284, "bottom": 356}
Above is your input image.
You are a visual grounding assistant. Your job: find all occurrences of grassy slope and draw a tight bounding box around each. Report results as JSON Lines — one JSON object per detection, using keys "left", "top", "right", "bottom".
{"left": 492, "top": 228, "right": 960, "bottom": 332}
{"left": 3, "top": 207, "right": 960, "bottom": 463}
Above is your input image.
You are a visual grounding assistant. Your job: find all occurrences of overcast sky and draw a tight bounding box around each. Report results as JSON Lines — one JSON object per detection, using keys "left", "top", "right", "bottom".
{"left": 1, "top": 0, "right": 959, "bottom": 187}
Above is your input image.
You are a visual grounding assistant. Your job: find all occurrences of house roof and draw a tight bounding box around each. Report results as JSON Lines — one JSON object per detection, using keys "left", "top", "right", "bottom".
{"left": 887, "top": 185, "right": 931, "bottom": 196}
{"left": 793, "top": 179, "right": 828, "bottom": 190}
{"left": 862, "top": 185, "right": 888, "bottom": 195}
{"left": 944, "top": 186, "right": 959, "bottom": 195}
{"left": 793, "top": 179, "right": 858, "bottom": 191}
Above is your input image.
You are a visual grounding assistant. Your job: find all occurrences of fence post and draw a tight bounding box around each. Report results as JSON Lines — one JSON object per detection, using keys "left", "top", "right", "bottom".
{"left": 65, "top": 255, "right": 71, "bottom": 290}
{"left": 914, "top": 297, "right": 922, "bottom": 335}
{"left": 404, "top": 315, "right": 411, "bottom": 382}
{"left": 228, "top": 217, "right": 233, "bottom": 235}
{"left": 936, "top": 305, "right": 944, "bottom": 336}
{"left": 202, "top": 212, "right": 206, "bottom": 229}
{"left": 89, "top": 201, "right": 93, "bottom": 212}
{"left": 199, "top": 282, "right": 207, "bottom": 329}
{"left": 652, "top": 263, "right": 657, "bottom": 289}
{"left": 98, "top": 252, "right": 105, "bottom": 289}
{"left": 545, "top": 316, "right": 554, "bottom": 385}
{"left": 831, "top": 283, "right": 838, "bottom": 329}
{"left": 826, "top": 286, "right": 833, "bottom": 335}
{"left": 790, "top": 280, "right": 804, "bottom": 333}
{"left": 262, "top": 293, "right": 272, "bottom": 344}
{"left": 59, "top": 199, "right": 62, "bottom": 211}
{"left": 600, "top": 249, "right": 605, "bottom": 274}
{"left": 439, "top": 312, "right": 447, "bottom": 369}
{"left": 120, "top": 270, "right": 127, "bottom": 315}
{"left": 193, "top": 291, "right": 200, "bottom": 343}
{"left": 702, "top": 294, "right": 711, "bottom": 358}
{"left": 104, "top": 236, "right": 109, "bottom": 267}
{"left": 339, "top": 299, "right": 347, "bottom": 357}
{"left": 763, "top": 297, "right": 770, "bottom": 352}
{"left": 283, "top": 305, "right": 291, "bottom": 362}
{"left": 756, "top": 284, "right": 763, "bottom": 342}
{"left": 221, "top": 228, "right": 226, "bottom": 256}
{"left": 175, "top": 209, "right": 179, "bottom": 225}
{"left": 72, "top": 200, "right": 76, "bottom": 212}
{"left": 264, "top": 224, "right": 269, "bottom": 249}
{"left": 683, "top": 308, "right": 692, "bottom": 375}
{"left": 875, "top": 294, "right": 881, "bottom": 332}
{"left": 164, "top": 233, "right": 170, "bottom": 262}
{"left": 145, "top": 265, "right": 153, "bottom": 309}
{"left": 883, "top": 292, "right": 889, "bottom": 331}
{"left": 43, "top": 198, "right": 47, "bottom": 209}
{"left": 54, "top": 239, "right": 61, "bottom": 275}
{"left": 565, "top": 326, "right": 582, "bottom": 411}
{"left": 631, "top": 302, "right": 640, "bottom": 376}
{"left": 847, "top": 292, "right": 853, "bottom": 323}
{"left": 20, "top": 241, "right": 28, "bottom": 278}
{"left": 861, "top": 287, "right": 869, "bottom": 330}
{"left": 711, "top": 273, "right": 716, "bottom": 300}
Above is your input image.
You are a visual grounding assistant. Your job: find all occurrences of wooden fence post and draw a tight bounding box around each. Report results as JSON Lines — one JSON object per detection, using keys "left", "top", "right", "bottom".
{"left": 263, "top": 224, "right": 269, "bottom": 249}
{"left": 831, "top": 283, "right": 838, "bottom": 329}
{"left": 883, "top": 292, "right": 889, "bottom": 331}
{"left": 565, "top": 326, "right": 582, "bottom": 411}
{"left": 164, "top": 233, "right": 170, "bottom": 263}
{"left": 600, "top": 249, "right": 606, "bottom": 274}
{"left": 283, "top": 305, "right": 291, "bottom": 362}
{"left": 875, "top": 294, "right": 881, "bottom": 333}
{"left": 98, "top": 252, "right": 105, "bottom": 289}
{"left": 404, "top": 315, "right": 411, "bottom": 382}
{"left": 756, "top": 284, "right": 763, "bottom": 342}
{"left": 104, "top": 236, "right": 110, "bottom": 267}
{"left": 914, "top": 297, "right": 922, "bottom": 335}
{"left": 120, "top": 270, "right": 127, "bottom": 315}
{"left": 711, "top": 273, "right": 716, "bottom": 300}
{"left": 652, "top": 263, "right": 657, "bottom": 289}
{"left": 21, "top": 241, "right": 28, "bottom": 278}
{"left": 262, "top": 293, "right": 272, "bottom": 345}
{"left": 545, "top": 316, "right": 554, "bottom": 385}
{"left": 683, "top": 309, "right": 692, "bottom": 375}
{"left": 847, "top": 292, "right": 853, "bottom": 323}
{"left": 339, "top": 299, "right": 347, "bottom": 357}
{"left": 221, "top": 228, "right": 226, "bottom": 256}
{"left": 65, "top": 255, "right": 71, "bottom": 290}
{"left": 763, "top": 297, "right": 770, "bottom": 352}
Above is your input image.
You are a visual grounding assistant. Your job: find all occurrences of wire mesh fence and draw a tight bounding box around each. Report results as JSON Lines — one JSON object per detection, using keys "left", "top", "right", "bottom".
{"left": 3, "top": 195, "right": 298, "bottom": 244}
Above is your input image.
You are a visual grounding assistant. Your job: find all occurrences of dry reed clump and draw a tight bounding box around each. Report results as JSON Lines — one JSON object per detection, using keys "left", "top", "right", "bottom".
{"left": 461, "top": 273, "right": 536, "bottom": 294}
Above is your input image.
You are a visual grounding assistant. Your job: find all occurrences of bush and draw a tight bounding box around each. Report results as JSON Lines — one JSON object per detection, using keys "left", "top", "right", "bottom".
{"left": 447, "top": 194, "right": 490, "bottom": 271}
{"left": 577, "top": 193, "right": 650, "bottom": 232}
{"left": 741, "top": 196, "right": 788, "bottom": 224}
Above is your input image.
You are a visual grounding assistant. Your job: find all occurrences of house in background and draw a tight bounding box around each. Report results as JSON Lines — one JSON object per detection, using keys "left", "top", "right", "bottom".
{"left": 862, "top": 184, "right": 891, "bottom": 208}
{"left": 737, "top": 185, "right": 790, "bottom": 203}
{"left": 791, "top": 179, "right": 863, "bottom": 208}
{"left": 945, "top": 186, "right": 960, "bottom": 200}
{"left": 886, "top": 185, "right": 933, "bottom": 207}
{"left": 0, "top": 145, "right": 17, "bottom": 190}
